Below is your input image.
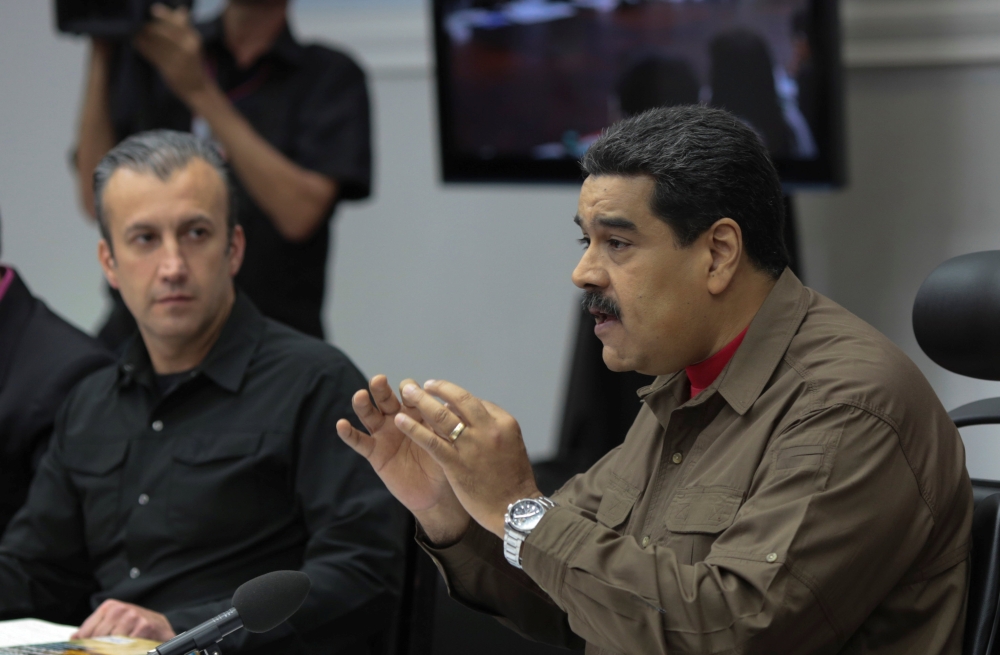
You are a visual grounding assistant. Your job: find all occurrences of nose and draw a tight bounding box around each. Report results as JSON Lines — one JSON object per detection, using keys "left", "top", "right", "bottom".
{"left": 158, "top": 237, "right": 189, "bottom": 285}
{"left": 572, "top": 244, "right": 607, "bottom": 290}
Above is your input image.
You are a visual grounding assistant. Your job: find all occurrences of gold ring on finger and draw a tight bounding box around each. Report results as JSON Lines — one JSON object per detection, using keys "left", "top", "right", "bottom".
{"left": 448, "top": 422, "right": 466, "bottom": 442}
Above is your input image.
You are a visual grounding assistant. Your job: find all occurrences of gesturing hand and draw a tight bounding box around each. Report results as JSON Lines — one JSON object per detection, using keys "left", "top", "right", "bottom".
{"left": 337, "top": 376, "right": 470, "bottom": 544}
{"left": 72, "top": 599, "right": 175, "bottom": 642}
{"left": 395, "top": 380, "right": 542, "bottom": 539}
{"left": 132, "top": 4, "right": 210, "bottom": 104}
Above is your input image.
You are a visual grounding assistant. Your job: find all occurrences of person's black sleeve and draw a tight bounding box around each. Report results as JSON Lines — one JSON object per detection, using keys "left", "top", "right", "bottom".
{"left": 164, "top": 357, "right": 407, "bottom": 651}
{"left": 0, "top": 400, "right": 100, "bottom": 625}
{"left": 292, "top": 49, "right": 372, "bottom": 201}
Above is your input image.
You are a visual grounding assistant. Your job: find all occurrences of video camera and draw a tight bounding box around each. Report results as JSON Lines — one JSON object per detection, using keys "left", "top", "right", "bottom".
{"left": 55, "top": 0, "right": 194, "bottom": 38}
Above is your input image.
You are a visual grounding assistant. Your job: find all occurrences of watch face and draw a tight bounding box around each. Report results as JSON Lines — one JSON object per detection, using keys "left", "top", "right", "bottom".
{"left": 509, "top": 499, "right": 547, "bottom": 532}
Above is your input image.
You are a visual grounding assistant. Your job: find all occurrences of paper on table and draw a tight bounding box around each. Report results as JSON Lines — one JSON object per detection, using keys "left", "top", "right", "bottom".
{"left": 0, "top": 619, "right": 76, "bottom": 647}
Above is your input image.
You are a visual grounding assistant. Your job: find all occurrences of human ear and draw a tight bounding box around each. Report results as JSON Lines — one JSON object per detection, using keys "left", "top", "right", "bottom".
{"left": 706, "top": 218, "right": 743, "bottom": 295}
{"left": 227, "top": 225, "right": 246, "bottom": 277}
{"left": 97, "top": 239, "right": 120, "bottom": 290}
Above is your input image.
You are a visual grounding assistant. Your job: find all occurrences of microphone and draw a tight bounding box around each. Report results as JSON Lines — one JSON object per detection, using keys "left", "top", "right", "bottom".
{"left": 148, "top": 571, "right": 311, "bottom": 655}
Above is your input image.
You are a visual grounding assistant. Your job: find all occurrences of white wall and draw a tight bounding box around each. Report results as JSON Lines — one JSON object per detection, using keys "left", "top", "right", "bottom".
{"left": 6, "top": 0, "right": 1000, "bottom": 469}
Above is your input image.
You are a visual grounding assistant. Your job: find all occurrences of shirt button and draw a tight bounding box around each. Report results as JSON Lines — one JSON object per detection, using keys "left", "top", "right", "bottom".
{"left": 138, "top": 494, "right": 150, "bottom": 506}
{"left": 671, "top": 452, "right": 683, "bottom": 465}
{"left": 129, "top": 567, "right": 140, "bottom": 579}
{"left": 641, "top": 536, "right": 650, "bottom": 548}
{"left": 766, "top": 552, "right": 778, "bottom": 563}
{"left": 151, "top": 420, "right": 164, "bottom": 432}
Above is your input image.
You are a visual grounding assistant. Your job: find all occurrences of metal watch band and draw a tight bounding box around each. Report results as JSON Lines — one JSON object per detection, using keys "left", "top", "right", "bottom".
{"left": 503, "top": 496, "right": 555, "bottom": 569}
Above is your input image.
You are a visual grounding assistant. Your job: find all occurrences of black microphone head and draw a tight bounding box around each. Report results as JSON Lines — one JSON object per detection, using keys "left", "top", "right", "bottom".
{"left": 232, "top": 570, "right": 311, "bottom": 633}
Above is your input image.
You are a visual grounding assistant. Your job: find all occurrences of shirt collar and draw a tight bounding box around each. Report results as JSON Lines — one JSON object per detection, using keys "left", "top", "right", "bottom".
{"left": 638, "top": 268, "right": 810, "bottom": 419}
{"left": 117, "top": 291, "right": 266, "bottom": 394}
{"left": 199, "top": 15, "right": 305, "bottom": 67}
{"left": 715, "top": 268, "right": 810, "bottom": 414}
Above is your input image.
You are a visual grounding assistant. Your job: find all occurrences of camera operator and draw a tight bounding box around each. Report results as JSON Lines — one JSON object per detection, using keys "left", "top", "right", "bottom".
{"left": 75, "top": 0, "right": 371, "bottom": 348}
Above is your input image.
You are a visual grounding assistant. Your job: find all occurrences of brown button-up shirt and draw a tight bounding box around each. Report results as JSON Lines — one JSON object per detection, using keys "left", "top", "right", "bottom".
{"left": 423, "top": 270, "right": 972, "bottom": 654}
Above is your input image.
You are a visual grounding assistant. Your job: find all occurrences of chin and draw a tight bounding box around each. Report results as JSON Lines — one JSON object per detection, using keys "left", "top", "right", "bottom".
{"left": 601, "top": 347, "right": 636, "bottom": 373}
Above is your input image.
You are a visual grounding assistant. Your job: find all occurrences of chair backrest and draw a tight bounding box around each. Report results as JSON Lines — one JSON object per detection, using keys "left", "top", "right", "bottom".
{"left": 914, "top": 252, "right": 1000, "bottom": 655}
{"left": 913, "top": 251, "right": 1000, "bottom": 381}
{"left": 966, "top": 494, "right": 1000, "bottom": 655}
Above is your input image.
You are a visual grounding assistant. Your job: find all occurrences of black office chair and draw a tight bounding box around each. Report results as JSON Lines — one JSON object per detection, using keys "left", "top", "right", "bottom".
{"left": 914, "top": 251, "right": 1000, "bottom": 655}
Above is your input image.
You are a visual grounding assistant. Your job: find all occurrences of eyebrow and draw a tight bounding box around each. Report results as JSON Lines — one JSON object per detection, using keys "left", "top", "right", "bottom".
{"left": 573, "top": 215, "right": 638, "bottom": 231}
{"left": 123, "top": 215, "right": 213, "bottom": 234}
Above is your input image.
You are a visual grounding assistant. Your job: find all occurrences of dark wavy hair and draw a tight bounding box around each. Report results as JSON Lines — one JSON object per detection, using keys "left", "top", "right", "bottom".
{"left": 93, "top": 130, "right": 236, "bottom": 249}
{"left": 580, "top": 105, "right": 788, "bottom": 278}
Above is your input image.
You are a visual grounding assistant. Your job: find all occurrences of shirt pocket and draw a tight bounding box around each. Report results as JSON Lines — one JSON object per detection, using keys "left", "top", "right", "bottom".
{"left": 664, "top": 486, "right": 744, "bottom": 564}
{"left": 168, "top": 432, "right": 269, "bottom": 545}
{"left": 596, "top": 478, "right": 640, "bottom": 532}
{"left": 61, "top": 441, "right": 129, "bottom": 550}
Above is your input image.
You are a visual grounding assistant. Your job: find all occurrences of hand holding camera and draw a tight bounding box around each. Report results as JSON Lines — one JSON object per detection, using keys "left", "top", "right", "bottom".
{"left": 132, "top": 3, "right": 209, "bottom": 104}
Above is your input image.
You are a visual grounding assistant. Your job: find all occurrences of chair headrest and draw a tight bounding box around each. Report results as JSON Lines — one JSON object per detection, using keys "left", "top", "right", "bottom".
{"left": 913, "top": 251, "right": 1000, "bottom": 380}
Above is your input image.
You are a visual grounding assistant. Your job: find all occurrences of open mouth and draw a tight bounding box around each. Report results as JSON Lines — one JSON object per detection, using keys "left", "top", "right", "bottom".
{"left": 582, "top": 291, "right": 622, "bottom": 337}
{"left": 588, "top": 307, "right": 618, "bottom": 325}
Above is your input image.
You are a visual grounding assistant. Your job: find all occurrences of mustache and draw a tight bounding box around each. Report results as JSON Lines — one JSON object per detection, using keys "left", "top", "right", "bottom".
{"left": 582, "top": 291, "right": 621, "bottom": 320}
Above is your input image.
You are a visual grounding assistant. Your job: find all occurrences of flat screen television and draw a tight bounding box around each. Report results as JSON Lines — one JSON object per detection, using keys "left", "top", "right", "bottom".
{"left": 432, "top": 0, "right": 844, "bottom": 187}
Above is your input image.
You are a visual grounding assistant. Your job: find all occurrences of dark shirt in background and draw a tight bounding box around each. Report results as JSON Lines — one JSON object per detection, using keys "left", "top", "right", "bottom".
{"left": 0, "top": 293, "right": 406, "bottom": 655}
{"left": 0, "top": 269, "right": 113, "bottom": 535}
{"left": 103, "top": 16, "right": 372, "bottom": 344}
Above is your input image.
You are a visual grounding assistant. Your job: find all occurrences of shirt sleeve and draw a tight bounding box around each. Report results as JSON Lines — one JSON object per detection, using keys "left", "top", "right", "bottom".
{"left": 518, "top": 404, "right": 958, "bottom": 654}
{"left": 0, "top": 402, "right": 99, "bottom": 625}
{"left": 291, "top": 49, "right": 372, "bottom": 201}
{"left": 167, "top": 358, "right": 408, "bottom": 650}
{"left": 417, "top": 446, "right": 624, "bottom": 649}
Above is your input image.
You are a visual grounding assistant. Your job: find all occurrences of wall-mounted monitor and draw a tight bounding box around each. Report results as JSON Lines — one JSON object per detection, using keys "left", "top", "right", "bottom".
{"left": 433, "top": 0, "right": 843, "bottom": 187}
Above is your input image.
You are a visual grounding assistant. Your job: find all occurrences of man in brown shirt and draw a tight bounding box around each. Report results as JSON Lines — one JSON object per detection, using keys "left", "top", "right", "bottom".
{"left": 336, "top": 106, "right": 972, "bottom": 654}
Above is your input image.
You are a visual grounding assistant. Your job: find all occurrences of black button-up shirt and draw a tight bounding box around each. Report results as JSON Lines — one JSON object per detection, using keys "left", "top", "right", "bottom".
{"left": 108, "top": 18, "right": 372, "bottom": 339}
{"left": 0, "top": 294, "right": 406, "bottom": 655}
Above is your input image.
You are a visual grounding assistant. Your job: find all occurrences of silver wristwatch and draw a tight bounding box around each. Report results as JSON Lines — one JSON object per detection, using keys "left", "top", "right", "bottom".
{"left": 503, "top": 496, "right": 555, "bottom": 569}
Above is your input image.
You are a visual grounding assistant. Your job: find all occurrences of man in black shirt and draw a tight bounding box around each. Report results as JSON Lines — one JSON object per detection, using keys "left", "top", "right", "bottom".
{"left": 0, "top": 132, "right": 404, "bottom": 655}
{"left": 76, "top": 0, "right": 371, "bottom": 345}
{"left": 0, "top": 212, "right": 113, "bottom": 535}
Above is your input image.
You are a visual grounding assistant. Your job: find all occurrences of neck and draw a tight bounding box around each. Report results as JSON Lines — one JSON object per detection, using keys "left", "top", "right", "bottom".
{"left": 222, "top": 1, "right": 288, "bottom": 69}
{"left": 142, "top": 292, "right": 235, "bottom": 375}
{"left": 703, "top": 269, "right": 777, "bottom": 361}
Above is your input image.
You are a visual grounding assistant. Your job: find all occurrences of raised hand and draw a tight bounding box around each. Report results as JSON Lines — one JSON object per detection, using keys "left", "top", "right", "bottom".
{"left": 336, "top": 375, "right": 470, "bottom": 544}
{"left": 395, "top": 380, "right": 542, "bottom": 539}
{"left": 132, "top": 4, "right": 210, "bottom": 104}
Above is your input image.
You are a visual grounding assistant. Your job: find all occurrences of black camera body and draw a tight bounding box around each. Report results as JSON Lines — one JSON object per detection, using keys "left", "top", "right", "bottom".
{"left": 55, "top": 0, "right": 194, "bottom": 37}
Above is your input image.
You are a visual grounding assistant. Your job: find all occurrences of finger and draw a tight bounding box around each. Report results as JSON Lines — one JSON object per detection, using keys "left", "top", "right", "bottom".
{"left": 395, "top": 412, "right": 458, "bottom": 466}
{"left": 351, "top": 389, "right": 387, "bottom": 434}
{"left": 90, "top": 608, "right": 126, "bottom": 638}
{"left": 124, "top": 614, "right": 151, "bottom": 638}
{"left": 74, "top": 603, "right": 110, "bottom": 638}
{"left": 108, "top": 612, "right": 140, "bottom": 638}
{"left": 424, "top": 379, "right": 491, "bottom": 425}
{"left": 370, "top": 375, "right": 402, "bottom": 414}
{"left": 336, "top": 418, "right": 377, "bottom": 460}
{"left": 399, "top": 382, "right": 462, "bottom": 439}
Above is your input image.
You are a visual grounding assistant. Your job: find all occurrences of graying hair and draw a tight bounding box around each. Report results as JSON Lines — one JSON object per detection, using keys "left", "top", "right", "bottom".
{"left": 93, "top": 130, "right": 236, "bottom": 246}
